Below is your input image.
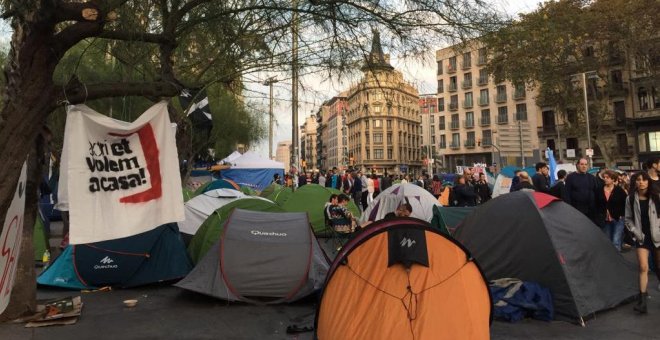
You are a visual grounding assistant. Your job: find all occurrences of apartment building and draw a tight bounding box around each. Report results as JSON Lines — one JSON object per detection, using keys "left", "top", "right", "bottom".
{"left": 316, "top": 93, "right": 349, "bottom": 171}
{"left": 436, "top": 44, "right": 541, "bottom": 171}
{"left": 419, "top": 94, "right": 440, "bottom": 173}
{"left": 345, "top": 31, "right": 422, "bottom": 175}
{"left": 300, "top": 114, "right": 318, "bottom": 171}
{"left": 275, "top": 140, "right": 292, "bottom": 173}
{"left": 632, "top": 67, "right": 660, "bottom": 165}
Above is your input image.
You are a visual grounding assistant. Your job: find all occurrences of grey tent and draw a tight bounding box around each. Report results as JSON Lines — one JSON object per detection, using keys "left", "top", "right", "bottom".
{"left": 452, "top": 191, "right": 637, "bottom": 324}
{"left": 176, "top": 209, "right": 329, "bottom": 303}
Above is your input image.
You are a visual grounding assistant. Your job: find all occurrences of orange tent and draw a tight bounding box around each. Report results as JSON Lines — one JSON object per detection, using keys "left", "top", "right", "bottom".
{"left": 439, "top": 185, "right": 451, "bottom": 206}
{"left": 316, "top": 218, "right": 491, "bottom": 340}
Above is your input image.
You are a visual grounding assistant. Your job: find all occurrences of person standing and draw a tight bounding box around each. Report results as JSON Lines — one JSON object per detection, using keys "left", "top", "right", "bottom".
{"left": 318, "top": 171, "right": 326, "bottom": 187}
{"left": 565, "top": 158, "right": 599, "bottom": 224}
{"left": 532, "top": 162, "right": 551, "bottom": 194}
{"left": 597, "top": 170, "right": 627, "bottom": 251}
{"left": 431, "top": 175, "right": 443, "bottom": 199}
{"left": 360, "top": 171, "right": 369, "bottom": 211}
{"left": 330, "top": 167, "right": 340, "bottom": 189}
{"left": 380, "top": 173, "right": 392, "bottom": 192}
{"left": 474, "top": 173, "right": 491, "bottom": 204}
{"left": 625, "top": 172, "right": 660, "bottom": 314}
{"left": 646, "top": 158, "right": 660, "bottom": 193}
{"left": 342, "top": 171, "right": 354, "bottom": 196}
{"left": 352, "top": 171, "right": 362, "bottom": 211}
{"left": 510, "top": 169, "right": 523, "bottom": 192}
{"left": 453, "top": 176, "right": 478, "bottom": 207}
{"left": 549, "top": 170, "right": 568, "bottom": 200}
{"left": 298, "top": 171, "right": 308, "bottom": 188}
{"left": 367, "top": 175, "right": 375, "bottom": 205}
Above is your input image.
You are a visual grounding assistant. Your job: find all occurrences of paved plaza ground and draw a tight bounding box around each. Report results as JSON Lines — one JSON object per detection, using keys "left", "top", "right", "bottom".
{"left": 0, "top": 223, "right": 658, "bottom": 339}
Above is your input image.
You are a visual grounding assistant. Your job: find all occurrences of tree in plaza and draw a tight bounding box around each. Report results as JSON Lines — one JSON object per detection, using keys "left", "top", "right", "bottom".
{"left": 0, "top": 0, "right": 503, "bottom": 319}
{"left": 483, "top": 0, "right": 659, "bottom": 167}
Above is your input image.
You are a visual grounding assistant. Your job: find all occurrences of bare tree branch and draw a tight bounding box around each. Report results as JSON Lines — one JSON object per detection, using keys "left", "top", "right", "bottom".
{"left": 99, "top": 30, "right": 171, "bottom": 44}
{"left": 54, "top": 81, "right": 182, "bottom": 106}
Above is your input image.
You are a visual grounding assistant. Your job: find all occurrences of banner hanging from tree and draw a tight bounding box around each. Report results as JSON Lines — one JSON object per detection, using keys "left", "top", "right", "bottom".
{"left": 0, "top": 160, "right": 27, "bottom": 314}
{"left": 55, "top": 102, "right": 184, "bottom": 244}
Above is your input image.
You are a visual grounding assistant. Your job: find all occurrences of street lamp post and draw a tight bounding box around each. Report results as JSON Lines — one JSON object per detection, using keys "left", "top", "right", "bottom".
{"left": 571, "top": 71, "right": 597, "bottom": 168}
{"left": 263, "top": 77, "right": 277, "bottom": 160}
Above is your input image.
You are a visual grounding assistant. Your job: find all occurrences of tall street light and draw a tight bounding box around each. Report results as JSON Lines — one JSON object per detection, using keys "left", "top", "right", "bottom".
{"left": 572, "top": 71, "right": 598, "bottom": 168}
{"left": 263, "top": 77, "right": 277, "bottom": 160}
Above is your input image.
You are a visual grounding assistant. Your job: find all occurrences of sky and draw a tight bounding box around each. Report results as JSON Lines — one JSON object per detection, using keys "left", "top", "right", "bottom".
{"left": 248, "top": 0, "right": 546, "bottom": 160}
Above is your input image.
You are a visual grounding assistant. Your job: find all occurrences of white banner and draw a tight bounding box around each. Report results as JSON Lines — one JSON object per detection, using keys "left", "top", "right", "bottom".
{"left": 56, "top": 102, "right": 184, "bottom": 244}
{"left": 0, "top": 161, "right": 27, "bottom": 314}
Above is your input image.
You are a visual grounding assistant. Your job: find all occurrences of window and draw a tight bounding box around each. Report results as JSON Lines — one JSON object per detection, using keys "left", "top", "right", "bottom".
{"left": 463, "top": 72, "right": 472, "bottom": 88}
{"left": 374, "top": 149, "right": 383, "bottom": 159}
{"left": 373, "top": 106, "right": 381, "bottom": 113}
{"left": 439, "top": 116, "right": 446, "bottom": 130}
{"left": 438, "top": 79, "right": 444, "bottom": 93}
{"left": 542, "top": 110, "right": 555, "bottom": 127}
{"left": 479, "top": 89, "right": 489, "bottom": 105}
{"left": 467, "top": 131, "right": 475, "bottom": 144}
{"left": 639, "top": 87, "right": 649, "bottom": 110}
{"left": 387, "top": 119, "right": 392, "bottom": 128}
{"left": 438, "top": 98, "right": 445, "bottom": 111}
{"left": 365, "top": 132, "right": 369, "bottom": 144}
{"left": 449, "top": 76, "right": 458, "bottom": 91}
{"left": 448, "top": 56, "right": 457, "bottom": 72}
{"left": 450, "top": 95, "right": 458, "bottom": 110}
{"left": 440, "top": 135, "right": 447, "bottom": 148}
{"left": 497, "top": 106, "right": 508, "bottom": 124}
{"left": 437, "top": 61, "right": 443, "bottom": 75}
{"left": 451, "top": 114, "right": 459, "bottom": 129}
{"left": 477, "top": 48, "right": 487, "bottom": 65}
{"left": 566, "top": 109, "right": 577, "bottom": 124}
{"left": 617, "top": 134, "right": 628, "bottom": 154}
{"left": 430, "top": 115, "right": 435, "bottom": 124}
{"left": 566, "top": 137, "right": 579, "bottom": 150}
{"left": 387, "top": 148, "right": 393, "bottom": 159}
{"left": 516, "top": 103, "right": 527, "bottom": 121}
{"left": 614, "top": 101, "right": 625, "bottom": 122}
{"left": 482, "top": 130, "right": 492, "bottom": 146}
{"left": 387, "top": 133, "right": 392, "bottom": 144}
{"left": 374, "top": 119, "right": 382, "bottom": 128}
{"left": 465, "top": 111, "right": 474, "bottom": 127}
{"left": 496, "top": 85, "right": 507, "bottom": 102}
{"left": 366, "top": 149, "right": 370, "bottom": 160}
{"left": 452, "top": 133, "right": 460, "bottom": 146}
{"left": 365, "top": 120, "right": 369, "bottom": 129}
{"left": 480, "top": 109, "right": 490, "bottom": 125}
{"left": 431, "top": 136, "right": 436, "bottom": 144}
{"left": 462, "top": 52, "right": 471, "bottom": 68}
{"left": 547, "top": 139, "right": 556, "bottom": 152}
{"left": 464, "top": 92, "right": 473, "bottom": 108}
{"left": 374, "top": 133, "right": 383, "bottom": 143}
{"left": 478, "top": 68, "right": 488, "bottom": 85}
{"left": 649, "top": 132, "right": 660, "bottom": 152}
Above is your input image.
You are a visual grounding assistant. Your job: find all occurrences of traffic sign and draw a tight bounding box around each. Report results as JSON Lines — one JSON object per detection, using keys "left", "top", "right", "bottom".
{"left": 585, "top": 148, "right": 594, "bottom": 157}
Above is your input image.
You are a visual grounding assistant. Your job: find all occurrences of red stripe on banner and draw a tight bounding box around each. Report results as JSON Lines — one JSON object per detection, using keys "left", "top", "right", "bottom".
{"left": 114, "top": 124, "right": 163, "bottom": 203}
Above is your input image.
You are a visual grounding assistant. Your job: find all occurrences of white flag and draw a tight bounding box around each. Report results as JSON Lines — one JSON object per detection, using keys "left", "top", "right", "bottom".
{"left": 56, "top": 101, "right": 184, "bottom": 244}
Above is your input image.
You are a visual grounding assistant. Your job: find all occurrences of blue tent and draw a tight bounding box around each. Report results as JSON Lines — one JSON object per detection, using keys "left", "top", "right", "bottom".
{"left": 220, "top": 151, "right": 285, "bottom": 191}
{"left": 38, "top": 224, "right": 192, "bottom": 289}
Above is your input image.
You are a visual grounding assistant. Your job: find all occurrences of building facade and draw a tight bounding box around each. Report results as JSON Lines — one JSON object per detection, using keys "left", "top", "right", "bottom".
{"left": 275, "top": 140, "right": 292, "bottom": 173}
{"left": 300, "top": 114, "right": 318, "bottom": 171}
{"left": 345, "top": 31, "right": 422, "bottom": 175}
{"left": 419, "top": 94, "right": 440, "bottom": 173}
{"left": 436, "top": 44, "right": 541, "bottom": 171}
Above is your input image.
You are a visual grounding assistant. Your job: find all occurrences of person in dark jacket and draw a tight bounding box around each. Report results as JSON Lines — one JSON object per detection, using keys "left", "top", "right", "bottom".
{"left": 453, "top": 176, "right": 478, "bottom": 207}
{"left": 549, "top": 170, "right": 567, "bottom": 200}
{"left": 532, "top": 162, "right": 551, "bottom": 194}
{"left": 510, "top": 170, "right": 522, "bottom": 192}
{"left": 565, "top": 158, "right": 599, "bottom": 224}
{"left": 474, "top": 173, "right": 491, "bottom": 204}
{"left": 596, "top": 170, "right": 628, "bottom": 250}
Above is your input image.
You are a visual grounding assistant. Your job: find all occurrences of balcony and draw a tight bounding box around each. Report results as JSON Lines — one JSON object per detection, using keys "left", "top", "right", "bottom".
{"left": 478, "top": 76, "right": 488, "bottom": 86}
{"left": 449, "top": 102, "right": 458, "bottom": 111}
{"left": 477, "top": 56, "right": 487, "bottom": 65}
{"left": 449, "top": 143, "right": 461, "bottom": 150}
{"left": 464, "top": 119, "right": 475, "bottom": 128}
{"left": 495, "top": 93, "right": 507, "bottom": 103}
{"left": 462, "top": 61, "right": 471, "bottom": 70}
{"left": 438, "top": 85, "right": 444, "bottom": 93}
{"left": 450, "top": 121, "right": 460, "bottom": 130}
{"left": 447, "top": 64, "right": 457, "bottom": 74}
{"left": 514, "top": 90, "right": 526, "bottom": 99}
{"left": 541, "top": 124, "right": 556, "bottom": 133}
{"left": 515, "top": 111, "right": 528, "bottom": 121}
{"left": 497, "top": 115, "right": 508, "bottom": 124}
{"left": 449, "top": 83, "right": 458, "bottom": 92}
{"left": 480, "top": 117, "right": 491, "bottom": 126}
{"left": 482, "top": 138, "right": 492, "bottom": 147}
{"left": 462, "top": 80, "right": 472, "bottom": 89}
{"left": 464, "top": 140, "right": 476, "bottom": 148}
{"left": 462, "top": 100, "right": 473, "bottom": 109}
{"left": 479, "top": 97, "right": 489, "bottom": 106}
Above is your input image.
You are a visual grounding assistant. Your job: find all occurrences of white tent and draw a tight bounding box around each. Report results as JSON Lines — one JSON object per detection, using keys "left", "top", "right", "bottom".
{"left": 220, "top": 151, "right": 242, "bottom": 164}
{"left": 229, "top": 151, "right": 284, "bottom": 169}
{"left": 359, "top": 183, "right": 441, "bottom": 223}
{"left": 179, "top": 189, "right": 246, "bottom": 236}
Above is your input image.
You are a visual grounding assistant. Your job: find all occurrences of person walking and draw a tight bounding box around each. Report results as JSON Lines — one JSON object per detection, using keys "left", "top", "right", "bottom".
{"left": 565, "top": 158, "right": 599, "bottom": 224}
{"left": 352, "top": 171, "right": 362, "bottom": 211}
{"left": 597, "top": 170, "right": 627, "bottom": 251}
{"left": 625, "top": 172, "right": 660, "bottom": 314}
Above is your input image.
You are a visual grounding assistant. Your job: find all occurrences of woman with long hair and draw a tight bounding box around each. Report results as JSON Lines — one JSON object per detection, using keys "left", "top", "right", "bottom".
{"left": 625, "top": 172, "right": 660, "bottom": 314}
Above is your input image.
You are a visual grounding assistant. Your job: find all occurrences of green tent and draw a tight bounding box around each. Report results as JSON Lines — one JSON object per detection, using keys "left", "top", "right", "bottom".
{"left": 259, "top": 183, "right": 281, "bottom": 198}
{"left": 262, "top": 184, "right": 293, "bottom": 206}
{"left": 431, "top": 206, "right": 475, "bottom": 235}
{"left": 281, "top": 184, "right": 361, "bottom": 234}
{"left": 188, "top": 198, "right": 285, "bottom": 263}
{"left": 239, "top": 185, "right": 258, "bottom": 196}
{"left": 34, "top": 214, "right": 49, "bottom": 262}
{"left": 182, "top": 187, "right": 195, "bottom": 202}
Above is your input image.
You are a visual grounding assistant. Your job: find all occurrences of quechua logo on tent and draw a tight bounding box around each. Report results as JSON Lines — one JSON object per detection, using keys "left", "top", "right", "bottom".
{"left": 94, "top": 256, "right": 118, "bottom": 269}
{"left": 250, "top": 230, "right": 287, "bottom": 237}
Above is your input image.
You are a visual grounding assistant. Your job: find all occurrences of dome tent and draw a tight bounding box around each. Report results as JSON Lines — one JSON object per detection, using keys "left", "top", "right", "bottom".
{"left": 281, "top": 184, "right": 360, "bottom": 234}
{"left": 179, "top": 189, "right": 249, "bottom": 238}
{"left": 453, "top": 191, "right": 638, "bottom": 323}
{"left": 360, "top": 183, "right": 441, "bottom": 223}
{"left": 316, "top": 217, "right": 491, "bottom": 339}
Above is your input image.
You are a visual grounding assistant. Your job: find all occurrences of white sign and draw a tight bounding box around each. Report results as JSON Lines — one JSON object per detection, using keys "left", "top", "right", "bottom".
{"left": 56, "top": 102, "right": 184, "bottom": 244}
{"left": 0, "top": 161, "right": 27, "bottom": 314}
{"left": 566, "top": 149, "right": 576, "bottom": 158}
{"left": 585, "top": 148, "right": 594, "bottom": 157}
